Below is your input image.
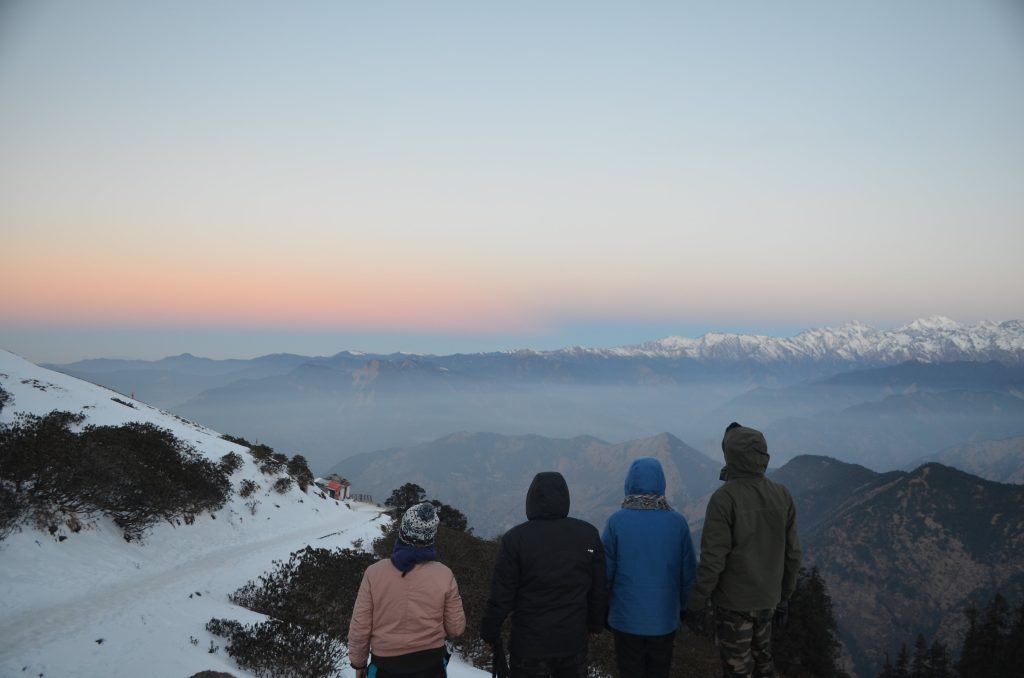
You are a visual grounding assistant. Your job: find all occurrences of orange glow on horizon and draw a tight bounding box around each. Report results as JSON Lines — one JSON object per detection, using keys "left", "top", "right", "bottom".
{"left": 0, "top": 247, "right": 548, "bottom": 332}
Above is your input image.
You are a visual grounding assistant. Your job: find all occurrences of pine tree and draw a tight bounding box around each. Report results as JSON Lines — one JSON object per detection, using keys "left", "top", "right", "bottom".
{"left": 1005, "top": 602, "right": 1024, "bottom": 677}
{"left": 877, "top": 654, "right": 894, "bottom": 678}
{"left": 910, "top": 634, "right": 928, "bottom": 678}
{"left": 957, "top": 606, "right": 982, "bottom": 677}
{"left": 383, "top": 483, "right": 427, "bottom": 512}
{"left": 956, "top": 595, "right": 1021, "bottom": 678}
{"left": 927, "top": 640, "right": 952, "bottom": 678}
{"left": 429, "top": 499, "right": 469, "bottom": 532}
{"left": 980, "top": 594, "right": 1011, "bottom": 677}
{"left": 893, "top": 643, "right": 909, "bottom": 678}
{"left": 772, "top": 567, "right": 845, "bottom": 677}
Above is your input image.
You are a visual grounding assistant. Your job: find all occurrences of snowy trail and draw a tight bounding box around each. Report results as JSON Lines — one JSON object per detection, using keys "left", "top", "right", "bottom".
{"left": 0, "top": 515, "right": 380, "bottom": 658}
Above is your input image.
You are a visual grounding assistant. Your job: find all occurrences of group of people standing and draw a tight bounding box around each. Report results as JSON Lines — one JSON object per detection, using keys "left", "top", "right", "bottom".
{"left": 346, "top": 423, "right": 801, "bottom": 678}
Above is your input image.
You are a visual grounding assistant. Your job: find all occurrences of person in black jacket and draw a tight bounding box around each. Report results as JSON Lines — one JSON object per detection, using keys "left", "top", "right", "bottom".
{"left": 480, "top": 471, "right": 607, "bottom": 678}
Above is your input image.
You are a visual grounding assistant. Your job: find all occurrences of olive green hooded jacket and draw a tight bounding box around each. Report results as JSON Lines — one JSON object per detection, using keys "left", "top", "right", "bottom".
{"left": 687, "top": 425, "right": 801, "bottom": 613}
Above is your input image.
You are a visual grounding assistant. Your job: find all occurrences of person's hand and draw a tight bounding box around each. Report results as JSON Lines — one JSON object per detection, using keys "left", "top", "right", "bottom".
{"left": 686, "top": 605, "right": 708, "bottom": 636}
{"left": 773, "top": 600, "right": 790, "bottom": 629}
{"left": 354, "top": 668, "right": 367, "bottom": 678}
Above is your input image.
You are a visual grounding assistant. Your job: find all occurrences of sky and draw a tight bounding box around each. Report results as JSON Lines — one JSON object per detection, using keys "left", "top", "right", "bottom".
{"left": 1, "top": 1, "right": 1022, "bottom": 362}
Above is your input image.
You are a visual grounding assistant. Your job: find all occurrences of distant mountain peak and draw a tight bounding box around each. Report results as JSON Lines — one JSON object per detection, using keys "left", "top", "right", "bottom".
{"left": 900, "top": 316, "right": 962, "bottom": 332}
{"left": 609, "top": 317, "right": 1024, "bottom": 365}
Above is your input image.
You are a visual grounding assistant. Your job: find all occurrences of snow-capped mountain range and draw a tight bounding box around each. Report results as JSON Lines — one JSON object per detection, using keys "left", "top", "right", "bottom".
{"left": 593, "top": 317, "right": 1024, "bottom": 365}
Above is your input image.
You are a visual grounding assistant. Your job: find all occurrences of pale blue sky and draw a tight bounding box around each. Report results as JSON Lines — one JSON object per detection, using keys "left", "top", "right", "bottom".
{"left": 1, "top": 1, "right": 1022, "bottom": 361}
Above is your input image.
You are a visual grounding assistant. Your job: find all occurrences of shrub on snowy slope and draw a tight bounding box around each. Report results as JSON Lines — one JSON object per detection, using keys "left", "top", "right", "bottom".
{"left": 207, "top": 546, "right": 375, "bottom": 677}
{"left": 206, "top": 617, "right": 343, "bottom": 678}
{"left": 218, "top": 451, "right": 244, "bottom": 474}
{"left": 220, "top": 433, "right": 314, "bottom": 491}
{"left": 229, "top": 546, "right": 375, "bottom": 641}
{"left": 0, "top": 410, "right": 232, "bottom": 541}
{"left": 0, "top": 383, "right": 11, "bottom": 414}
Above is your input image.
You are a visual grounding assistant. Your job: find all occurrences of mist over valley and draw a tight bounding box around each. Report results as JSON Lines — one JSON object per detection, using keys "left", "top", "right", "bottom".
{"left": 47, "top": 318, "right": 1024, "bottom": 480}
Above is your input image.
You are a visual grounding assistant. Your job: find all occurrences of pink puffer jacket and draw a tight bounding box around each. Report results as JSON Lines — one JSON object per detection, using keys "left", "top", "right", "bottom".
{"left": 347, "top": 559, "right": 465, "bottom": 668}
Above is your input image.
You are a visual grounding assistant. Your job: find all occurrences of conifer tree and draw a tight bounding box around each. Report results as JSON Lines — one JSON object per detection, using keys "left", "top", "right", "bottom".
{"left": 910, "top": 634, "right": 928, "bottom": 678}
{"left": 430, "top": 499, "right": 469, "bottom": 532}
{"left": 1005, "top": 601, "right": 1024, "bottom": 676}
{"left": 927, "top": 640, "right": 952, "bottom": 678}
{"left": 383, "top": 483, "right": 427, "bottom": 512}
{"left": 957, "top": 606, "right": 982, "bottom": 677}
{"left": 877, "top": 654, "right": 894, "bottom": 678}
{"left": 772, "top": 567, "right": 846, "bottom": 677}
{"left": 963, "top": 593, "right": 1011, "bottom": 677}
{"left": 956, "top": 595, "right": 1022, "bottom": 678}
{"left": 982, "top": 594, "right": 1011, "bottom": 677}
{"left": 893, "top": 643, "right": 909, "bottom": 678}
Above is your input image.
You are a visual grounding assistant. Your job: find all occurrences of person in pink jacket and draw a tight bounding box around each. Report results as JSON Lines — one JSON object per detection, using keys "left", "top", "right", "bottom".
{"left": 348, "top": 502, "right": 466, "bottom": 678}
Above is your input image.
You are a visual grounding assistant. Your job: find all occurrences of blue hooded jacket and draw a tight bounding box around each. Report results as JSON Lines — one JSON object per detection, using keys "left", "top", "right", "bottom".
{"left": 602, "top": 457, "right": 697, "bottom": 636}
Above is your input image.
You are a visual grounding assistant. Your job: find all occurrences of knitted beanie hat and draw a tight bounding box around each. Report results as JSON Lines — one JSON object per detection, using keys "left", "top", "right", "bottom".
{"left": 399, "top": 502, "right": 440, "bottom": 546}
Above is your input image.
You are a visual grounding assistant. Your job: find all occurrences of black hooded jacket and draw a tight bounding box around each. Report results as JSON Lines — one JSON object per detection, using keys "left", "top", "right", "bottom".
{"left": 480, "top": 472, "right": 607, "bottom": 658}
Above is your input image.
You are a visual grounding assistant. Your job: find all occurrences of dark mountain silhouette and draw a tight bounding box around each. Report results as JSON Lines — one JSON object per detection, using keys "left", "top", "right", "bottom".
{"left": 771, "top": 455, "right": 1024, "bottom": 677}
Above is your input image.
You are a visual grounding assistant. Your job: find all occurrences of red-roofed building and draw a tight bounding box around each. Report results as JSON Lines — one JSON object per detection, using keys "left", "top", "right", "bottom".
{"left": 314, "top": 474, "right": 350, "bottom": 500}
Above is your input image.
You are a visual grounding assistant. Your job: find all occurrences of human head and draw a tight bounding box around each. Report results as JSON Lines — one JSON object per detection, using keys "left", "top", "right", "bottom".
{"left": 721, "top": 422, "right": 770, "bottom": 476}
{"left": 525, "top": 471, "right": 570, "bottom": 520}
{"left": 399, "top": 501, "right": 440, "bottom": 546}
{"left": 623, "top": 457, "right": 667, "bottom": 496}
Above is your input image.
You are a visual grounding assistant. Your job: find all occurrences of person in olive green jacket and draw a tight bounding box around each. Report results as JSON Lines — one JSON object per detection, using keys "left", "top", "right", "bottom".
{"left": 686, "top": 422, "right": 801, "bottom": 678}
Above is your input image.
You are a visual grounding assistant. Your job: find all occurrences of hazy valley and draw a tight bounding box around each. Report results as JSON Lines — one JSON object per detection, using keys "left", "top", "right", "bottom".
{"left": 47, "top": 318, "right": 1024, "bottom": 476}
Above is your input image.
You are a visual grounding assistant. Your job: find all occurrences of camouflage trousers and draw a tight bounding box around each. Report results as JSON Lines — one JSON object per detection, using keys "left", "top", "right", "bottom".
{"left": 715, "top": 608, "right": 775, "bottom": 678}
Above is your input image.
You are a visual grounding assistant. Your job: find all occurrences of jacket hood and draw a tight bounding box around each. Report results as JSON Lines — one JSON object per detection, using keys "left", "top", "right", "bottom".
{"left": 722, "top": 425, "right": 770, "bottom": 477}
{"left": 526, "top": 471, "right": 570, "bottom": 520}
{"left": 623, "top": 457, "right": 667, "bottom": 496}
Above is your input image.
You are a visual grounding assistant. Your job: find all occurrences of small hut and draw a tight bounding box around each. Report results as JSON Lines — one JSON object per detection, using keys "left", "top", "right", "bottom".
{"left": 313, "top": 474, "right": 351, "bottom": 500}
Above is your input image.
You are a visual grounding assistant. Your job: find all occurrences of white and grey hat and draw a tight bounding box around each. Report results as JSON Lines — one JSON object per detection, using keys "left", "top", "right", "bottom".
{"left": 400, "top": 502, "right": 440, "bottom": 546}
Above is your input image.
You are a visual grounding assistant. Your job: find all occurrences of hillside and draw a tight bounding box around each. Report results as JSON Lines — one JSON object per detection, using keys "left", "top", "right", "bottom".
{"left": 334, "top": 431, "right": 721, "bottom": 537}
{"left": 773, "top": 455, "right": 1024, "bottom": 677}
{"left": 769, "top": 455, "right": 898, "bottom": 534}
{"left": 0, "top": 350, "right": 487, "bottom": 678}
{"left": 922, "top": 436, "right": 1024, "bottom": 483}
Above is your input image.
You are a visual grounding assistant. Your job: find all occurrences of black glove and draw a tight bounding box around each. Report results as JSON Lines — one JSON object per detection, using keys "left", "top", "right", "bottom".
{"left": 686, "top": 605, "right": 709, "bottom": 636}
{"left": 773, "top": 600, "right": 790, "bottom": 629}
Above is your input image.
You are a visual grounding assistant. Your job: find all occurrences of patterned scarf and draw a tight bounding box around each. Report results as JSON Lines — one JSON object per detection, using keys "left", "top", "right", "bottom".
{"left": 622, "top": 493, "right": 672, "bottom": 511}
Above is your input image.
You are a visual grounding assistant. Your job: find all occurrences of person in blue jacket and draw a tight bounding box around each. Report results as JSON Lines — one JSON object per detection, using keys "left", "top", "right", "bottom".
{"left": 602, "top": 457, "right": 697, "bottom": 678}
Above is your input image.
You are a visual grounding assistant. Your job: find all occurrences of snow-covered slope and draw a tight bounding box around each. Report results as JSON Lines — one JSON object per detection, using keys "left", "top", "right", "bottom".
{"left": 602, "top": 317, "right": 1024, "bottom": 365}
{"left": 0, "top": 350, "right": 486, "bottom": 678}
